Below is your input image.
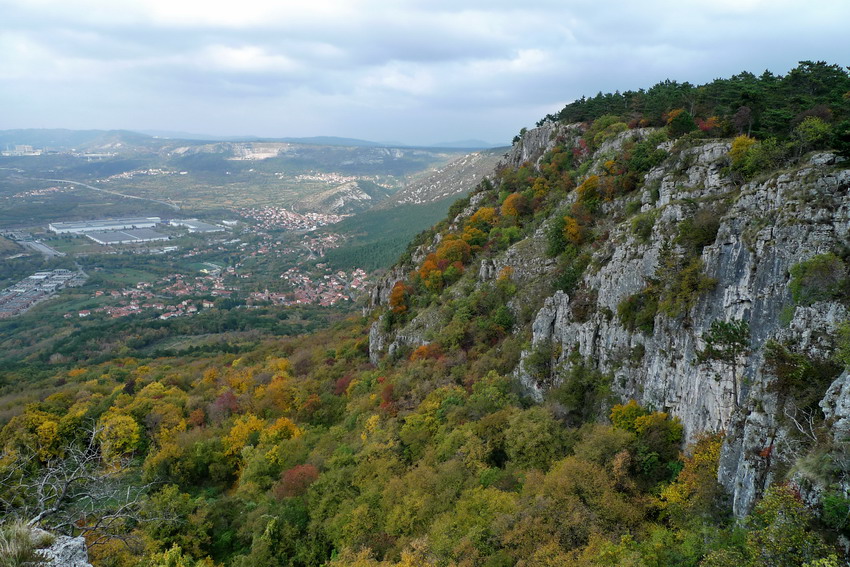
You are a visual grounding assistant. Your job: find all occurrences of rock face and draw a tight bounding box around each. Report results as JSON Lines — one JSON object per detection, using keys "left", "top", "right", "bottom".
{"left": 369, "top": 123, "right": 850, "bottom": 516}
{"left": 30, "top": 528, "right": 93, "bottom": 567}
{"left": 822, "top": 370, "right": 850, "bottom": 438}
{"left": 42, "top": 535, "right": 93, "bottom": 567}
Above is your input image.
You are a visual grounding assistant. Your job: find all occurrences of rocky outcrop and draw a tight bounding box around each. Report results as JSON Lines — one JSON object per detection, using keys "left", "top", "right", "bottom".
{"left": 501, "top": 122, "right": 581, "bottom": 169}
{"left": 509, "top": 132, "right": 850, "bottom": 514}
{"left": 30, "top": 528, "right": 93, "bottom": 567}
{"left": 822, "top": 370, "right": 850, "bottom": 439}
{"left": 369, "top": 122, "right": 850, "bottom": 517}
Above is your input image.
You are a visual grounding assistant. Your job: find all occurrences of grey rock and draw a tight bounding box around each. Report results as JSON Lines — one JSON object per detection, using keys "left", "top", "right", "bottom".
{"left": 32, "top": 529, "right": 93, "bottom": 567}
{"left": 822, "top": 370, "right": 850, "bottom": 440}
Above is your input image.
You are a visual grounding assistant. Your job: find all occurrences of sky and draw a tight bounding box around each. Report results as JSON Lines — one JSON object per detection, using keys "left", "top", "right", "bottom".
{"left": 1, "top": 0, "right": 849, "bottom": 146}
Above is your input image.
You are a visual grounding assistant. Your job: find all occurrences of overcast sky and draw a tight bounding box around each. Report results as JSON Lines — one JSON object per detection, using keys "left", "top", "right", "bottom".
{"left": 1, "top": 0, "right": 848, "bottom": 145}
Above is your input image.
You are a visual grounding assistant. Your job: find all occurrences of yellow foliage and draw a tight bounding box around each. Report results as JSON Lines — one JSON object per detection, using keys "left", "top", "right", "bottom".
{"left": 67, "top": 367, "right": 88, "bottom": 378}
{"left": 226, "top": 369, "right": 253, "bottom": 394}
{"left": 35, "top": 420, "right": 60, "bottom": 461}
{"left": 563, "top": 216, "right": 584, "bottom": 245}
{"left": 260, "top": 417, "right": 302, "bottom": 445}
{"left": 576, "top": 175, "right": 600, "bottom": 202}
{"left": 97, "top": 410, "right": 141, "bottom": 462}
{"left": 467, "top": 206, "right": 497, "bottom": 228}
{"left": 498, "top": 266, "right": 513, "bottom": 281}
{"left": 532, "top": 177, "right": 549, "bottom": 199}
{"left": 259, "top": 376, "right": 293, "bottom": 412}
{"left": 361, "top": 414, "right": 381, "bottom": 442}
{"left": 659, "top": 433, "right": 723, "bottom": 514}
{"left": 223, "top": 414, "right": 266, "bottom": 456}
{"left": 266, "top": 357, "right": 291, "bottom": 375}
{"left": 729, "top": 135, "right": 756, "bottom": 168}
{"left": 609, "top": 400, "right": 648, "bottom": 432}
{"left": 202, "top": 367, "right": 219, "bottom": 385}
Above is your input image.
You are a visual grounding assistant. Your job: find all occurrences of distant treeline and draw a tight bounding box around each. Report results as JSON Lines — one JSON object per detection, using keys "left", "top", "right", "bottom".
{"left": 540, "top": 61, "right": 850, "bottom": 149}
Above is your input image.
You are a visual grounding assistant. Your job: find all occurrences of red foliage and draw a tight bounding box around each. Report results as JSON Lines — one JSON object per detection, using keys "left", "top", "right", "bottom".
{"left": 273, "top": 464, "right": 320, "bottom": 499}
{"left": 334, "top": 374, "right": 355, "bottom": 396}
{"left": 188, "top": 408, "right": 206, "bottom": 428}
{"left": 208, "top": 389, "right": 239, "bottom": 422}
{"left": 380, "top": 383, "right": 397, "bottom": 415}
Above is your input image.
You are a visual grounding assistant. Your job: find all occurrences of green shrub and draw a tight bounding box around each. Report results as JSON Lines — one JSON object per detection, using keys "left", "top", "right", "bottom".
{"left": 626, "top": 133, "right": 668, "bottom": 174}
{"left": 764, "top": 340, "right": 842, "bottom": 410}
{"left": 657, "top": 257, "right": 717, "bottom": 318}
{"left": 548, "top": 362, "right": 611, "bottom": 426}
{"left": 821, "top": 491, "right": 850, "bottom": 531}
{"left": 837, "top": 322, "right": 850, "bottom": 369}
{"left": 667, "top": 111, "right": 698, "bottom": 137}
{"left": 524, "top": 340, "right": 554, "bottom": 385}
{"left": 789, "top": 253, "right": 848, "bottom": 305}
{"left": 677, "top": 206, "right": 723, "bottom": 255}
{"left": 554, "top": 248, "right": 590, "bottom": 294}
{"left": 631, "top": 211, "right": 657, "bottom": 244}
{"left": 617, "top": 289, "right": 659, "bottom": 334}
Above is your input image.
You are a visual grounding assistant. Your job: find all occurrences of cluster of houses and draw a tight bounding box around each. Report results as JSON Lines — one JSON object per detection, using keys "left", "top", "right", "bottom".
{"left": 238, "top": 206, "right": 346, "bottom": 231}
{"left": 266, "top": 267, "right": 369, "bottom": 306}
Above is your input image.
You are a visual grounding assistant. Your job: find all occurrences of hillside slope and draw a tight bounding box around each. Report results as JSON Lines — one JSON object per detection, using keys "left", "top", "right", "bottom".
{"left": 3, "top": 62, "right": 850, "bottom": 567}
{"left": 370, "top": 122, "right": 850, "bottom": 518}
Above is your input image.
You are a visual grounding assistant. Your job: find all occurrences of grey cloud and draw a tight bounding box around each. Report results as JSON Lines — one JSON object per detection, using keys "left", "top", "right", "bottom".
{"left": 2, "top": 1, "right": 849, "bottom": 145}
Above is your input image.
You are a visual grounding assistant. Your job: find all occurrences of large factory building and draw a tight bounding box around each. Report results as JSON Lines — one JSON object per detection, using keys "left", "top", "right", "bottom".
{"left": 48, "top": 217, "right": 162, "bottom": 234}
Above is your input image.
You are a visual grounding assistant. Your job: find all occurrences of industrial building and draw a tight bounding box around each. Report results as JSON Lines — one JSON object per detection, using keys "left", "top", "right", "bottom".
{"left": 169, "top": 219, "right": 225, "bottom": 233}
{"left": 86, "top": 228, "right": 169, "bottom": 245}
{"left": 48, "top": 217, "right": 162, "bottom": 234}
{"left": 0, "top": 269, "right": 86, "bottom": 318}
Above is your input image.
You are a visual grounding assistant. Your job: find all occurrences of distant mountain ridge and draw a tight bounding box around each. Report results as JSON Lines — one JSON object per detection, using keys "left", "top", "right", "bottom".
{"left": 1, "top": 129, "right": 507, "bottom": 152}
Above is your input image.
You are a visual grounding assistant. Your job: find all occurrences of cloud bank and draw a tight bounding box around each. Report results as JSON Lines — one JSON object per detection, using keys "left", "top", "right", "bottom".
{"left": 1, "top": 0, "right": 848, "bottom": 145}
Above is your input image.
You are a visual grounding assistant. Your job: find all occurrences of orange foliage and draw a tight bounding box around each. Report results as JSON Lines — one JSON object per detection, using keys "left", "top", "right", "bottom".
{"left": 187, "top": 408, "right": 206, "bottom": 428}
{"left": 435, "top": 236, "right": 471, "bottom": 264}
{"left": 410, "top": 343, "right": 443, "bottom": 361}
{"left": 501, "top": 193, "right": 528, "bottom": 218}
{"left": 418, "top": 255, "right": 441, "bottom": 280}
{"left": 563, "top": 216, "right": 584, "bottom": 245}
{"left": 498, "top": 266, "right": 513, "bottom": 281}
{"left": 665, "top": 108, "right": 685, "bottom": 124}
{"left": 468, "top": 207, "right": 497, "bottom": 229}
{"left": 389, "top": 281, "right": 411, "bottom": 314}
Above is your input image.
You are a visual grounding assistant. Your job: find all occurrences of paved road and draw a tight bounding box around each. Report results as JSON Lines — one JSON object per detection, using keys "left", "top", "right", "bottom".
{"left": 19, "top": 240, "right": 65, "bottom": 258}
{"left": 35, "top": 177, "right": 181, "bottom": 211}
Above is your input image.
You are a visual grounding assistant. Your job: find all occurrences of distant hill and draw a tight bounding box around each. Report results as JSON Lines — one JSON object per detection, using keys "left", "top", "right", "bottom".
{"left": 374, "top": 147, "right": 506, "bottom": 210}
{"left": 0, "top": 129, "right": 156, "bottom": 152}
{"left": 427, "top": 139, "right": 506, "bottom": 149}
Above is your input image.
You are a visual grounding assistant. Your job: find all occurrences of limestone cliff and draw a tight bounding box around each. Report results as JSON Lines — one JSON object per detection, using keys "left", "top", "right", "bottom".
{"left": 369, "top": 123, "right": 850, "bottom": 517}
